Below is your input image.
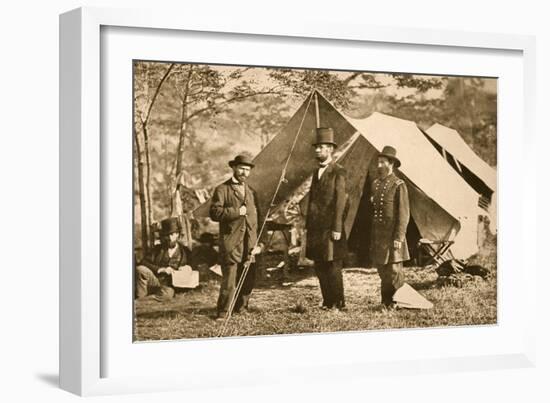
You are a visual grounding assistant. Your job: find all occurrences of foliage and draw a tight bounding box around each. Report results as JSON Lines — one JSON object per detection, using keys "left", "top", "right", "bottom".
{"left": 384, "top": 76, "right": 497, "bottom": 166}
{"left": 227, "top": 96, "right": 293, "bottom": 149}
{"left": 133, "top": 62, "right": 497, "bottom": 248}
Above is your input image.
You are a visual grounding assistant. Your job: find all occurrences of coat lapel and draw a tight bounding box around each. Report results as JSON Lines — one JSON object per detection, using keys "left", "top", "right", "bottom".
{"left": 158, "top": 248, "right": 168, "bottom": 266}
{"left": 318, "top": 162, "right": 335, "bottom": 185}
{"left": 243, "top": 183, "right": 251, "bottom": 203}
{"left": 228, "top": 180, "right": 245, "bottom": 203}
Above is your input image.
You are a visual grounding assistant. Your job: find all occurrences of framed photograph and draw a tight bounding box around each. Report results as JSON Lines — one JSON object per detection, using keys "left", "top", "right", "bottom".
{"left": 60, "top": 6, "right": 536, "bottom": 396}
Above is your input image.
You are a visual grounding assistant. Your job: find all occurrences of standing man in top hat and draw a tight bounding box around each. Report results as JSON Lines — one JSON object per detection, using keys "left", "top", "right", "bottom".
{"left": 210, "top": 153, "right": 263, "bottom": 318}
{"left": 135, "top": 217, "right": 192, "bottom": 300}
{"left": 305, "top": 127, "right": 348, "bottom": 311}
{"left": 369, "top": 146, "right": 410, "bottom": 309}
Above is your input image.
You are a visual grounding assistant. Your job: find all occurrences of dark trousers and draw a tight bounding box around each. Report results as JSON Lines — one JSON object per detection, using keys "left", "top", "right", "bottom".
{"left": 217, "top": 230, "right": 257, "bottom": 315}
{"left": 376, "top": 262, "right": 405, "bottom": 306}
{"left": 217, "top": 261, "right": 256, "bottom": 314}
{"left": 235, "top": 261, "right": 256, "bottom": 312}
{"left": 314, "top": 260, "right": 345, "bottom": 308}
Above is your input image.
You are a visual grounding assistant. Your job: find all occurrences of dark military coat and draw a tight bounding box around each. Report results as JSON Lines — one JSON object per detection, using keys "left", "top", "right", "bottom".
{"left": 140, "top": 242, "right": 191, "bottom": 274}
{"left": 139, "top": 242, "right": 191, "bottom": 287}
{"left": 209, "top": 178, "right": 260, "bottom": 264}
{"left": 368, "top": 173, "right": 410, "bottom": 265}
{"left": 305, "top": 161, "right": 348, "bottom": 262}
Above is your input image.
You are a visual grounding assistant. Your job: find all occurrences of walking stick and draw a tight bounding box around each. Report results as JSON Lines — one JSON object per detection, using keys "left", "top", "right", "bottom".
{"left": 217, "top": 92, "right": 316, "bottom": 337}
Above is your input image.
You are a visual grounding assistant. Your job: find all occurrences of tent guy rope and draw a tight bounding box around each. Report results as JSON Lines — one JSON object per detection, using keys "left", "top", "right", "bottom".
{"left": 217, "top": 91, "right": 316, "bottom": 337}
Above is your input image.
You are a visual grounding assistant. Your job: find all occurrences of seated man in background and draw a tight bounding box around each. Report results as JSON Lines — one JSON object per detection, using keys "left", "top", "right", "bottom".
{"left": 135, "top": 217, "right": 192, "bottom": 300}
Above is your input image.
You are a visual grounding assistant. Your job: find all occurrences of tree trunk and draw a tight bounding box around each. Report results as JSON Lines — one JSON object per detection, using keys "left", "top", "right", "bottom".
{"left": 170, "top": 101, "right": 188, "bottom": 219}
{"left": 175, "top": 66, "right": 193, "bottom": 178}
{"left": 134, "top": 129, "right": 150, "bottom": 255}
{"left": 171, "top": 66, "right": 193, "bottom": 224}
{"left": 142, "top": 124, "right": 153, "bottom": 241}
{"left": 172, "top": 89, "right": 192, "bottom": 248}
{"left": 140, "top": 63, "right": 174, "bottom": 246}
{"left": 175, "top": 105, "right": 188, "bottom": 180}
{"left": 133, "top": 62, "right": 174, "bottom": 255}
{"left": 163, "top": 134, "right": 172, "bottom": 214}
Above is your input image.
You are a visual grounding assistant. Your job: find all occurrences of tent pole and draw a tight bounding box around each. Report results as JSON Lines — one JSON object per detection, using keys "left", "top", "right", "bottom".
{"left": 314, "top": 91, "right": 320, "bottom": 128}
{"left": 217, "top": 93, "right": 315, "bottom": 337}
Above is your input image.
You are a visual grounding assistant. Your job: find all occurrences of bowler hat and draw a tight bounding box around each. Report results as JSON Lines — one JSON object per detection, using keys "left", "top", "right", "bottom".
{"left": 228, "top": 154, "right": 255, "bottom": 168}
{"left": 378, "top": 145, "right": 401, "bottom": 168}
{"left": 160, "top": 217, "right": 181, "bottom": 236}
{"left": 312, "top": 127, "right": 337, "bottom": 148}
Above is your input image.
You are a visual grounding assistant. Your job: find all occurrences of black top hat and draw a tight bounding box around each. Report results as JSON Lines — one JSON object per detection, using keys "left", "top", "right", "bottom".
{"left": 312, "top": 127, "right": 337, "bottom": 148}
{"left": 160, "top": 217, "right": 181, "bottom": 236}
{"left": 378, "top": 145, "right": 401, "bottom": 168}
{"left": 228, "top": 154, "right": 255, "bottom": 168}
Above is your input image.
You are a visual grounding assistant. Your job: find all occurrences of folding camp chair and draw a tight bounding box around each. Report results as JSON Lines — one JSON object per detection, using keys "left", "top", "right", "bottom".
{"left": 264, "top": 221, "right": 293, "bottom": 252}
{"left": 416, "top": 238, "right": 454, "bottom": 267}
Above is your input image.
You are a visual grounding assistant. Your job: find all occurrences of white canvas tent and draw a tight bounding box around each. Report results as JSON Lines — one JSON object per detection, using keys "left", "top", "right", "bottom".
{"left": 346, "top": 113, "right": 482, "bottom": 259}
{"left": 425, "top": 123, "right": 497, "bottom": 234}
{"left": 194, "top": 91, "right": 484, "bottom": 261}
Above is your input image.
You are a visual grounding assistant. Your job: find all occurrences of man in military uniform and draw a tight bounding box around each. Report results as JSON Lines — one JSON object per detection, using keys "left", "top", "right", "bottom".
{"left": 369, "top": 145, "right": 410, "bottom": 308}
{"left": 135, "top": 217, "right": 192, "bottom": 300}
{"left": 209, "top": 154, "right": 263, "bottom": 318}
{"left": 305, "top": 127, "right": 348, "bottom": 311}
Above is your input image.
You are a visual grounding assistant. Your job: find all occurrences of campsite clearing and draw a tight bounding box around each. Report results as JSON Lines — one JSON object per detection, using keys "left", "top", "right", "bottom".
{"left": 195, "top": 91, "right": 486, "bottom": 261}
{"left": 133, "top": 236, "right": 496, "bottom": 341}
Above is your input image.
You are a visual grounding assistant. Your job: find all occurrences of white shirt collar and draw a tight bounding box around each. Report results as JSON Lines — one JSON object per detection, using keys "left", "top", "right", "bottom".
{"left": 168, "top": 244, "right": 178, "bottom": 257}
{"left": 317, "top": 158, "right": 332, "bottom": 179}
{"left": 319, "top": 156, "right": 333, "bottom": 167}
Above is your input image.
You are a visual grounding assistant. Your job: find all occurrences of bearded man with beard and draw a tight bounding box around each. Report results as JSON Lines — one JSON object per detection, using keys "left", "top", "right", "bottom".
{"left": 369, "top": 146, "right": 410, "bottom": 309}
{"left": 305, "top": 128, "right": 348, "bottom": 311}
{"left": 135, "top": 217, "right": 192, "bottom": 300}
{"left": 210, "top": 154, "right": 263, "bottom": 319}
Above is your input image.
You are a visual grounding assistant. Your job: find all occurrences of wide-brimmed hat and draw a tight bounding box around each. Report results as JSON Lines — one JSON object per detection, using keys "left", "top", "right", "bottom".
{"left": 312, "top": 127, "right": 337, "bottom": 148}
{"left": 378, "top": 145, "right": 401, "bottom": 168}
{"left": 228, "top": 154, "right": 255, "bottom": 168}
{"left": 160, "top": 217, "right": 181, "bottom": 236}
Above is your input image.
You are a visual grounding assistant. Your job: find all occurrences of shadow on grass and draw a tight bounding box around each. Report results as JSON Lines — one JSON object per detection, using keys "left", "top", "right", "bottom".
{"left": 255, "top": 267, "right": 317, "bottom": 289}
{"left": 408, "top": 279, "right": 437, "bottom": 291}
{"left": 137, "top": 306, "right": 220, "bottom": 319}
{"left": 177, "top": 307, "right": 218, "bottom": 317}
{"left": 343, "top": 268, "right": 377, "bottom": 275}
{"left": 257, "top": 266, "right": 378, "bottom": 290}
{"left": 136, "top": 310, "right": 182, "bottom": 320}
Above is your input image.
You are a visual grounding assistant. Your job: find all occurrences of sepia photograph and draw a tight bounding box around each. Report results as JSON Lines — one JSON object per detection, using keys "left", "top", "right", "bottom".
{"left": 132, "top": 61, "right": 497, "bottom": 341}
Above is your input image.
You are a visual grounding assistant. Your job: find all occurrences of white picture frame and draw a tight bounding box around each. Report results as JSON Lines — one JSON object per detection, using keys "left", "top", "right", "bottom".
{"left": 59, "top": 6, "right": 536, "bottom": 396}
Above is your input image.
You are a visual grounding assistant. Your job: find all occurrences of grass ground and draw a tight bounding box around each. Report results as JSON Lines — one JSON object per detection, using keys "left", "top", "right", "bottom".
{"left": 134, "top": 235, "right": 496, "bottom": 341}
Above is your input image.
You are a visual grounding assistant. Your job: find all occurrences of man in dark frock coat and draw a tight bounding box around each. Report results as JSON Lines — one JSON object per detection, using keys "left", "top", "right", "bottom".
{"left": 209, "top": 154, "right": 262, "bottom": 318}
{"left": 305, "top": 128, "right": 348, "bottom": 311}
